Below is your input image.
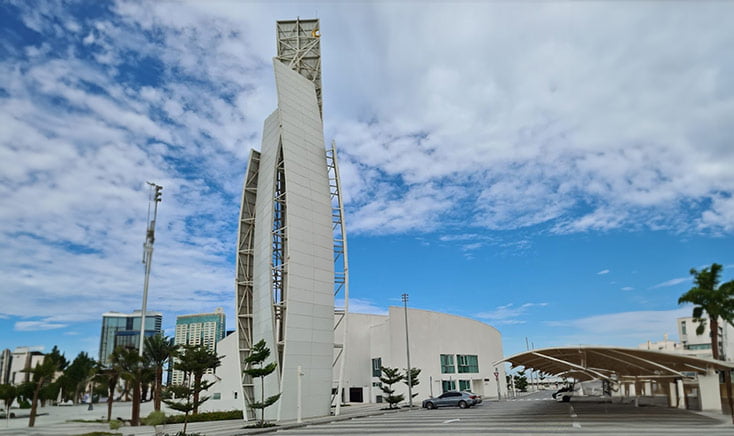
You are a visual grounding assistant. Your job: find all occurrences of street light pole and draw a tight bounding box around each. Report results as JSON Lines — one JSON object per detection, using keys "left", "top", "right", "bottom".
{"left": 138, "top": 182, "right": 162, "bottom": 357}
{"left": 402, "top": 293, "right": 413, "bottom": 408}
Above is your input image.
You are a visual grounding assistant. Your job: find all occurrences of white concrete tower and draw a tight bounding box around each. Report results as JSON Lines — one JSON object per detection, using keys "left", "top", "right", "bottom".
{"left": 235, "top": 19, "right": 334, "bottom": 422}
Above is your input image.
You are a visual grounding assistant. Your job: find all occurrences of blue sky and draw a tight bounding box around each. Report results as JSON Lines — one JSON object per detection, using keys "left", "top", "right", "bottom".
{"left": 1, "top": 1, "right": 733, "bottom": 362}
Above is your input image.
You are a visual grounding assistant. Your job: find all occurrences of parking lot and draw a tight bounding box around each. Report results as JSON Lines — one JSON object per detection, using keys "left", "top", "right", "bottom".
{"left": 274, "top": 391, "right": 733, "bottom": 436}
{"left": 1, "top": 391, "right": 732, "bottom": 435}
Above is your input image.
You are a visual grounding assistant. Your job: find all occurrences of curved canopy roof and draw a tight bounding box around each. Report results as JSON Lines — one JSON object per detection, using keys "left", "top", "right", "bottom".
{"left": 495, "top": 346, "right": 734, "bottom": 381}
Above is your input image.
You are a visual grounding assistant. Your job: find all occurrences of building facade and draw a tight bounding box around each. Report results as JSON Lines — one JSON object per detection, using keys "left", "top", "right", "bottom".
{"left": 0, "top": 348, "right": 11, "bottom": 385}
{"left": 677, "top": 316, "right": 734, "bottom": 361}
{"left": 336, "top": 308, "right": 507, "bottom": 404}
{"left": 194, "top": 332, "right": 245, "bottom": 413}
{"left": 7, "top": 346, "right": 44, "bottom": 385}
{"left": 637, "top": 334, "right": 682, "bottom": 353}
{"left": 171, "top": 308, "right": 226, "bottom": 385}
{"left": 200, "top": 307, "right": 506, "bottom": 414}
{"left": 235, "top": 18, "right": 336, "bottom": 422}
{"left": 98, "top": 310, "right": 163, "bottom": 366}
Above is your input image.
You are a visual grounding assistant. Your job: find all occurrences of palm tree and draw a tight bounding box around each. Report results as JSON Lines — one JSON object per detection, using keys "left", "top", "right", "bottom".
{"left": 144, "top": 334, "right": 178, "bottom": 411}
{"left": 26, "top": 347, "right": 67, "bottom": 427}
{"left": 94, "top": 358, "right": 121, "bottom": 422}
{"left": 110, "top": 346, "right": 146, "bottom": 426}
{"left": 678, "top": 263, "right": 734, "bottom": 360}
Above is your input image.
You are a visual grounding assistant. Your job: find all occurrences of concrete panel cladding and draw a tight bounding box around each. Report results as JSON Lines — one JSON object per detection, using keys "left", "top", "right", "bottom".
{"left": 235, "top": 18, "right": 333, "bottom": 422}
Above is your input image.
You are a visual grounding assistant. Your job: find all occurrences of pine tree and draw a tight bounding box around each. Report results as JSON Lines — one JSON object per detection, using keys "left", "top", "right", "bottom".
{"left": 379, "top": 366, "right": 404, "bottom": 409}
{"left": 403, "top": 367, "right": 421, "bottom": 400}
{"left": 163, "top": 344, "right": 221, "bottom": 434}
{"left": 243, "top": 340, "right": 280, "bottom": 427}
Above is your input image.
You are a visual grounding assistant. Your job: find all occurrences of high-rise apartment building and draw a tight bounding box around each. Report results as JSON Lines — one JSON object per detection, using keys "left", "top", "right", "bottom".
{"left": 98, "top": 310, "right": 163, "bottom": 366}
{"left": 171, "top": 308, "right": 226, "bottom": 385}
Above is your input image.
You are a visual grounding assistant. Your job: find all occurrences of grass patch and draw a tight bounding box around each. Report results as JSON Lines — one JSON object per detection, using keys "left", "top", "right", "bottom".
{"left": 165, "top": 409, "right": 242, "bottom": 424}
{"left": 244, "top": 422, "right": 277, "bottom": 429}
{"left": 67, "top": 419, "right": 107, "bottom": 423}
{"left": 141, "top": 410, "right": 167, "bottom": 426}
{"left": 71, "top": 432, "right": 121, "bottom": 436}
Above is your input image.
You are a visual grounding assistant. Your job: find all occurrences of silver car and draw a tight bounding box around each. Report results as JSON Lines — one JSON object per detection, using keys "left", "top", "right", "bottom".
{"left": 422, "top": 391, "right": 477, "bottom": 409}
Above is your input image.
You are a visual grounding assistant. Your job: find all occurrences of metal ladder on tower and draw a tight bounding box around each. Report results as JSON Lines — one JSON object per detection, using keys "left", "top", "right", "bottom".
{"left": 326, "top": 140, "right": 350, "bottom": 416}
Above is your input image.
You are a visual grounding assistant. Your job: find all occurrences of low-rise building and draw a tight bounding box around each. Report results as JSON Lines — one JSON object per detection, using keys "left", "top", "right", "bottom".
{"left": 8, "top": 346, "right": 44, "bottom": 385}
{"left": 337, "top": 307, "right": 506, "bottom": 404}
{"left": 637, "top": 334, "right": 682, "bottom": 353}
{"left": 677, "top": 316, "right": 734, "bottom": 361}
{"left": 197, "top": 307, "right": 506, "bottom": 415}
{"left": 0, "top": 348, "right": 11, "bottom": 384}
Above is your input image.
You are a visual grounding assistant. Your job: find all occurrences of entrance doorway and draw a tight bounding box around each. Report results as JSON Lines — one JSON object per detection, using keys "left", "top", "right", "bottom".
{"left": 349, "top": 387, "right": 364, "bottom": 403}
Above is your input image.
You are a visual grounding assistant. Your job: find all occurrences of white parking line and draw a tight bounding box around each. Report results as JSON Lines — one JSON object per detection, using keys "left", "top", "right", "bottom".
{"left": 442, "top": 418, "right": 460, "bottom": 424}
{"left": 569, "top": 404, "right": 581, "bottom": 428}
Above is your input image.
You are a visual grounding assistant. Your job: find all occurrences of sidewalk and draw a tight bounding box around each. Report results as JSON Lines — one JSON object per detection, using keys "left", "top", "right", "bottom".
{"left": 0, "top": 402, "right": 395, "bottom": 436}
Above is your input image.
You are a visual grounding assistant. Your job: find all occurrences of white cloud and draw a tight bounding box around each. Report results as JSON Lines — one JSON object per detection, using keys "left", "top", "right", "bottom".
{"left": 597, "top": 269, "right": 610, "bottom": 275}
{"left": 337, "top": 298, "right": 388, "bottom": 316}
{"left": 323, "top": 3, "right": 734, "bottom": 236}
{"left": 476, "top": 302, "right": 549, "bottom": 325}
{"left": 439, "top": 234, "right": 481, "bottom": 242}
{"left": 621, "top": 286, "right": 634, "bottom": 291}
{"left": 15, "top": 320, "right": 67, "bottom": 331}
{"left": 1, "top": 2, "right": 734, "bottom": 351}
{"left": 545, "top": 307, "right": 691, "bottom": 346}
{"left": 650, "top": 277, "right": 690, "bottom": 289}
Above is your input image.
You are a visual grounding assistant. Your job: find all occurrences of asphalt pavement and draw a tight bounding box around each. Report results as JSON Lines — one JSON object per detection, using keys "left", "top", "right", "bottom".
{"left": 1, "top": 391, "right": 731, "bottom": 436}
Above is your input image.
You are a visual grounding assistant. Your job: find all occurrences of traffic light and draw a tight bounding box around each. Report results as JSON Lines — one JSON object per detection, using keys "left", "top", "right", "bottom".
{"left": 154, "top": 185, "right": 163, "bottom": 202}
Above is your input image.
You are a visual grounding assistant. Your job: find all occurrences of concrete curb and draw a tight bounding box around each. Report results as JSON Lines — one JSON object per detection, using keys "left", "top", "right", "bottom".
{"left": 235, "top": 407, "right": 403, "bottom": 435}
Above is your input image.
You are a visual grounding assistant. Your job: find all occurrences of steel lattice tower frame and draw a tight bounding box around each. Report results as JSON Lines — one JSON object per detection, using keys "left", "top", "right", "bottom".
{"left": 235, "top": 18, "right": 349, "bottom": 421}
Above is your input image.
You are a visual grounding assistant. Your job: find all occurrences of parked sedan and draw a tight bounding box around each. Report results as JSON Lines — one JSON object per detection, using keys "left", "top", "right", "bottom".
{"left": 422, "top": 391, "right": 477, "bottom": 409}
{"left": 462, "top": 390, "right": 482, "bottom": 404}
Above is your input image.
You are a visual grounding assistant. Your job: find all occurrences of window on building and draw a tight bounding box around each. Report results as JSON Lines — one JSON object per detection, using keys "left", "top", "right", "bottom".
{"left": 440, "top": 354, "right": 455, "bottom": 373}
{"left": 459, "top": 380, "right": 471, "bottom": 391}
{"left": 212, "top": 393, "right": 221, "bottom": 400}
{"left": 457, "top": 355, "right": 479, "bottom": 373}
{"left": 681, "top": 321, "right": 686, "bottom": 335}
{"left": 686, "top": 343, "right": 712, "bottom": 350}
{"left": 441, "top": 380, "right": 456, "bottom": 393}
{"left": 372, "top": 357, "right": 382, "bottom": 377}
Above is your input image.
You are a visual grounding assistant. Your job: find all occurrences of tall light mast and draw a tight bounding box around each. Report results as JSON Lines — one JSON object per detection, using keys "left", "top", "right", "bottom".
{"left": 139, "top": 182, "right": 162, "bottom": 357}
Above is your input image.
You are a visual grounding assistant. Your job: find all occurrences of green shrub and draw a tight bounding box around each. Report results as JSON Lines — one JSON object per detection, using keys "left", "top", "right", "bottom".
{"left": 165, "top": 410, "right": 242, "bottom": 424}
{"left": 72, "top": 432, "right": 122, "bottom": 436}
{"left": 142, "top": 410, "right": 167, "bottom": 426}
{"left": 109, "top": 420, "right": 122, "bottom": 430}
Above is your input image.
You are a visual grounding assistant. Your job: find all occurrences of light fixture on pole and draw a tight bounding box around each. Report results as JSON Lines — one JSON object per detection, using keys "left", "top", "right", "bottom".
{"left": 138, "top": 182, "right": 162, "bottom": 357}
{"left": 402, "top": 293, "right": 413, "bottom": 408}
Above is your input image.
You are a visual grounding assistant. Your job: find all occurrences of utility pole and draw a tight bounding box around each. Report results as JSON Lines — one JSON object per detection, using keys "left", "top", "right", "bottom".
{"left": 138, "top": 182, "right": 162, "bottom": 357}
{"left": 402, "top": 293, "right": 413, "bottom": 408}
